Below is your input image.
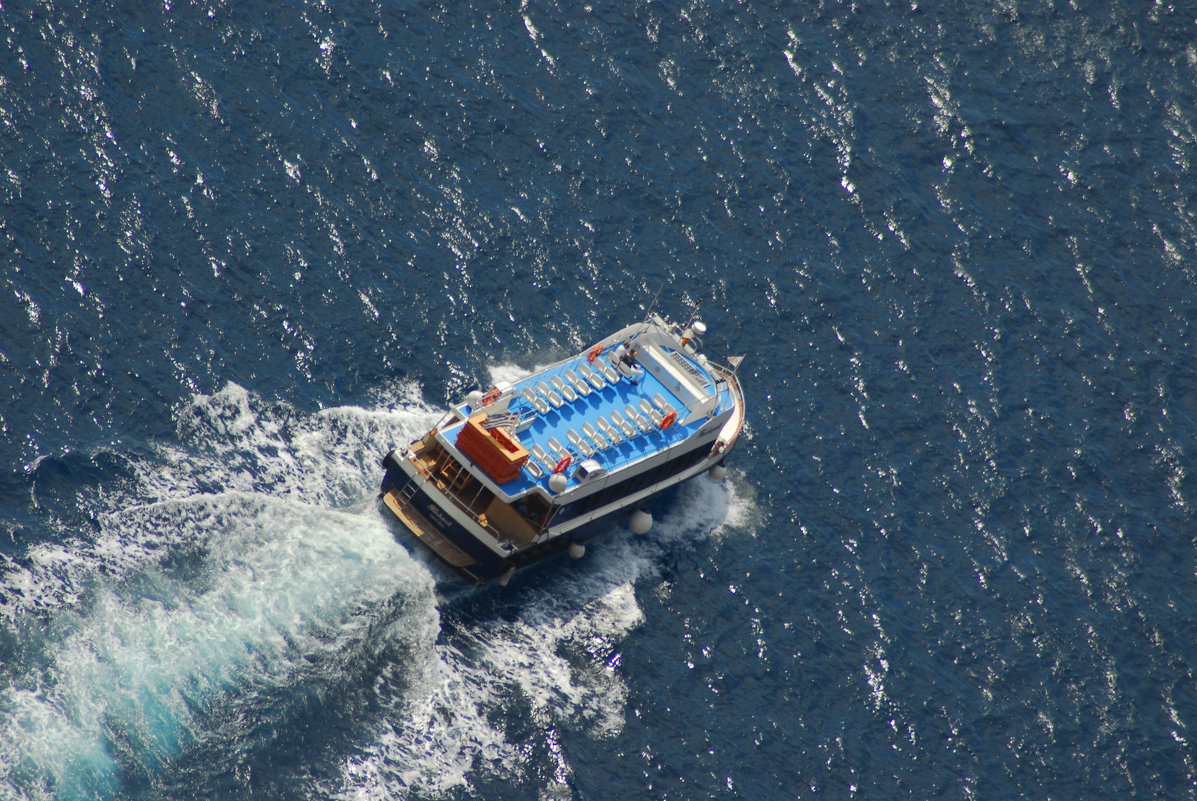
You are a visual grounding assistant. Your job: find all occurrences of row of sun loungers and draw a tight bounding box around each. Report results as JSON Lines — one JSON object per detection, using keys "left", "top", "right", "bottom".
{"left": 517, "top": 360, "right": 619, "bottom": 416}
{"left": 475, "top": 348, "right": 681, "bottom": 479}
{"left": 518, "top": 393, "right": 677, "bottom": 477}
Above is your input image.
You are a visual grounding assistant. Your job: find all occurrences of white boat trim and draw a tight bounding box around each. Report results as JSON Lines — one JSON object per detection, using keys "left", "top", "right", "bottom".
{"left": 379, "top": 311, "right": 746, "bottom": 583}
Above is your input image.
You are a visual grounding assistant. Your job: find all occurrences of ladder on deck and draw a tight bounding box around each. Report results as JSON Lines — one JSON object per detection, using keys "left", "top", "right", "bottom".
{"left": 396, "top": 476, "right": 423, "bottom": 504}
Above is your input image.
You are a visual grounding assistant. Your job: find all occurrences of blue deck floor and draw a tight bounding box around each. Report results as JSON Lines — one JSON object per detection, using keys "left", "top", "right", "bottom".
{"left": 450, "top": 352, "right": 725, "bottom": 496}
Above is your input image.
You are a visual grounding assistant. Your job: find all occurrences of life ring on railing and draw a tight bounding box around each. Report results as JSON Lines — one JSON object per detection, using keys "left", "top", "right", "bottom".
{"left": 586, "top": 345, "right": 604, "bottom": 362}
{"left": 660, "top": 411, "right": 677, "bottom": 430}
{"left": 554, "top": 455, "right": 572, "bottom": 474}
{"left": 482, "top": 388, "right": 501, "bottom": 406}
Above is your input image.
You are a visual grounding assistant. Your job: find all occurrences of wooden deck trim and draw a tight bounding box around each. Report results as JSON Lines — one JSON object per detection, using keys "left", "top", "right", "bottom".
{"left": 383, "top": 489, "right": 478, "bottom": 568}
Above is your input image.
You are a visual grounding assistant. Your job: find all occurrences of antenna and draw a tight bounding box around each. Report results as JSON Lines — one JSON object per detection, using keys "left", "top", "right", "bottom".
{"left": 644, "top": 280, "right": 666, "bottom": 324}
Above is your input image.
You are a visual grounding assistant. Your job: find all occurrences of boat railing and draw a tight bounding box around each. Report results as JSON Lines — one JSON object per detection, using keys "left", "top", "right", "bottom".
{"left": 423, "top": 449, "right": 532, "bottom": 551}
{"left": 707, "top": 359, "right": 744, "bottom": 409}
{"left": 472, "top": 323, "right": 671, "bottom": 415}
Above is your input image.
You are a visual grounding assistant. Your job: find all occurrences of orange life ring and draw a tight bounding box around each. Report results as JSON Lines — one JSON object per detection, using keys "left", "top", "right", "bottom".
{"left": 660, "top": 411, "right": 677, "bottom": 430}
{"left": 482, "top": 388, "right": 501, "bottom": 406}
{"left": 586, "top": 345, "right": 603, "bottom": 362}
{"left": 554, "top": 455, "right": 572, "bottom": 474}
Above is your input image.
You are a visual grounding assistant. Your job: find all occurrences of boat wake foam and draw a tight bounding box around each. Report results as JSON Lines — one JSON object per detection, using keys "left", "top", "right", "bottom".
{"left": 331, "top": 477, "right": 751, "bottom": 799}
{"left": 0, "top": 383, "right": 439, "bottom": 800}
{"left": 0, "top": 381, "right": 749, "bottom": 800}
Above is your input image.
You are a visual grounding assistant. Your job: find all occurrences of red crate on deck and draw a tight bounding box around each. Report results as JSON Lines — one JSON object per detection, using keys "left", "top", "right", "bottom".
{"left": 455, "top": 416, "right": 529, "bottom": 484}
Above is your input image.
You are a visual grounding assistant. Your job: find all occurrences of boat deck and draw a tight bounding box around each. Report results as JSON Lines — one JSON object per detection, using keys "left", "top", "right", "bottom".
{"left": 439, "top": 345, "right": 733, "bottom": 497}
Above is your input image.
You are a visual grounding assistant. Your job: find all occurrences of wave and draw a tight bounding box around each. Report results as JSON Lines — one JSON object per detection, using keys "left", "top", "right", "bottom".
{"left": 0, "top": 384, "right": 439, "bottom": 799}
{"left": 0, "top": 495, "right": 435, "bottom": 801}
{"left": 331, "top": 475, "right": 750, "bottom": 799}
{"left": 0, "top": 382, "right": 747, "bottom": 799}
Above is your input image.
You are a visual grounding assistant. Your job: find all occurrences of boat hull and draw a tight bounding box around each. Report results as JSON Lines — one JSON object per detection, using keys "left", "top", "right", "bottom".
{"left": 377, "top": 314, "right": 745, "bottom": 585}
{"left": 379, "top": 439, "right": 727, "bottom": 584}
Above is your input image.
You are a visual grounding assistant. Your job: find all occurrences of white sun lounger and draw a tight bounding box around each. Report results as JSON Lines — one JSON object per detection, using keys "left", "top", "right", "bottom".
{"left": 625, "top": 404, "right": 653, "bottom": 433}
{"left": 530, "top": 444, "right": 556, "bottom": 474}
{"left": 567, "top": 429, "right": 595, "bottom": 458}
{"left": 551, "top": 375, "right": 578, "bottom": 403}
{"left": 596, "top": 416, "right": 622, "bottom": 445}
{"left": 639, "top": 398, "right": 663, "bottom": 425}
{"left": 522, "top": 387, "right": 550, "bottom": 415}
{"left": 565, "top": 369, "right": 591, "bottom": 396}
{"left": 578, "top": 363, "right": 606, "bottom": 391}
{"left": 582, "top": 422, "right": 608, "bottom": 451}
{"left": 537, "top": 381, "right": 564, "bottom": 408}
{"left": 547, "top": 436, "right": 571, "bottom": 462}
{"left": 610, "top": 410, "right": 636, "bottom": 438}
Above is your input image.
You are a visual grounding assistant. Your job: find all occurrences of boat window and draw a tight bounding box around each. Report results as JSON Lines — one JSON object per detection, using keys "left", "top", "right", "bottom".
{"left": 552, "top": 445, "right": 711, "bottom": 523}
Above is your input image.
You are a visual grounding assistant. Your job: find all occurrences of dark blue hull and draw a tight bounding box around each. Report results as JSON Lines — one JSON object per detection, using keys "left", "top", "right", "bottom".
{"left": 379, "top": 446, "right": 719, "bottom": 584}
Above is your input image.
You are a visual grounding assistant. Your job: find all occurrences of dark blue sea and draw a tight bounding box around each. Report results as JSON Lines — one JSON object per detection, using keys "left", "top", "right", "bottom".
{"left": 2, "top": 1, "right": 1196, "bottom": 798}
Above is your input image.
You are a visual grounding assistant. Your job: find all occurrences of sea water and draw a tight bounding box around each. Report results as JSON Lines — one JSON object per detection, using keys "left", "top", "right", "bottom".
{"left": 2, "top": 1, "right": 1195, "bottom": 799}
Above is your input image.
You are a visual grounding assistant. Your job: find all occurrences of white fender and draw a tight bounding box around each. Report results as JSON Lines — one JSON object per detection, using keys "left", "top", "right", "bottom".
{"left": 629, "top": 510, "right": 653, "bottom": 534}
{"left": 568, "top": 542, "right": 585, "bottom": 559}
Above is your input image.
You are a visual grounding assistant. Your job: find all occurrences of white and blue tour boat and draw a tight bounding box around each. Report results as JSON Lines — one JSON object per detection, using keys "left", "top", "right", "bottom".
{"left": 379, "top": 312, "right": 745, "bottom": 584}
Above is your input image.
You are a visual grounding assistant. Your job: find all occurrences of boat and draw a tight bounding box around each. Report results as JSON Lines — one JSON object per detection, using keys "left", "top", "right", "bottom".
{"left": 378, "top": 311, "right": 746, "bottom": 584}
